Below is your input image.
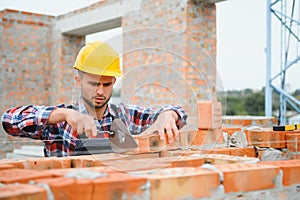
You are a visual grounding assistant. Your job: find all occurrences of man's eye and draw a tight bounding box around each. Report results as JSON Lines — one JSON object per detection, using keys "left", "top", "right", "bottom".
{"left": 103, "top": 83, "right": 111, "bottom": 87}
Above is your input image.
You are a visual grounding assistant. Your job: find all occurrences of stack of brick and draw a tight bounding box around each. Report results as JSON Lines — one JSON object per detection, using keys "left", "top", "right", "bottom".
{"left": 1, "top": 153, "right": 300, "bottom": 199}
{"left": 222, "top": 126, "right": 300, "bottom": 161}
{"left": 193, "top": 100, "right": 224, "bottom": 147}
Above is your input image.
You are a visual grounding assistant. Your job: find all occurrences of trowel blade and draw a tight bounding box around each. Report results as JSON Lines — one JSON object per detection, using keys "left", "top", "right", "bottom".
{"left": 109, "top": 119, "right": 138, "bottom": 153}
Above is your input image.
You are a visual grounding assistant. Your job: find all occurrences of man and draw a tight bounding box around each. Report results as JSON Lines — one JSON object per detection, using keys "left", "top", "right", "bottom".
{"left": 1, "top": 41, "right": 188, "bottom": 157}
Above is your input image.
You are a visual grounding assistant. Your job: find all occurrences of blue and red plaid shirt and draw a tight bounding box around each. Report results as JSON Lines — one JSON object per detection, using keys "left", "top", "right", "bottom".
{"left": 1, "top": 99, "right": 187, "bottom": 157}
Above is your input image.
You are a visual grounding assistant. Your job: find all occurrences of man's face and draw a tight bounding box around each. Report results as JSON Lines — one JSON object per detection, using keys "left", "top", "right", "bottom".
{"left": 76, "top": 73, "right": 116, "bottom": 109}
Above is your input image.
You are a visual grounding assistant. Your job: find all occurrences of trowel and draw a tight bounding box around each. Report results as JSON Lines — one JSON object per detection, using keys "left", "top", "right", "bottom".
{"left": 74, "top": 119, "right": 138, "bottom": 155}
{"left": 108, "top": 118, "right": 138, "bottom": 153}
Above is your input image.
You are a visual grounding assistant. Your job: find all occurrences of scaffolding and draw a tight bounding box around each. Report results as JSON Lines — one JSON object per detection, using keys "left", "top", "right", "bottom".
{"left": 265, "top": 0, "right": 300, "bottom": 125}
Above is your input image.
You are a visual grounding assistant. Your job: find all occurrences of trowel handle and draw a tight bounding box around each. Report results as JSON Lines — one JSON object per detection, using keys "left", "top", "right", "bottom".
{"left": 97, "top": 131, "right": 115, "bottom": 137}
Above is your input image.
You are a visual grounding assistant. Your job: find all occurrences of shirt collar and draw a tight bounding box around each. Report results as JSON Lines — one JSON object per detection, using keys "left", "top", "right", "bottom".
{"left": 74, "top": 98, "right": 117, "bottom": 119}
{"left": 106, "top": 103, "right": 118, "bottom": 118}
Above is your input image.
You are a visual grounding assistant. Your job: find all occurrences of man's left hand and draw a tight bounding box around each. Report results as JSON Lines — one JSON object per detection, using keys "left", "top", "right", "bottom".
{"left": 140, "top": 110, "right": 179, "bottom": 143}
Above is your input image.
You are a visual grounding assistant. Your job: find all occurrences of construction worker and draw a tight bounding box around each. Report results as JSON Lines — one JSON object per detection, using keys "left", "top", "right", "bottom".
{"left": 1, "top": 41, "right": 188, "bottom": 157}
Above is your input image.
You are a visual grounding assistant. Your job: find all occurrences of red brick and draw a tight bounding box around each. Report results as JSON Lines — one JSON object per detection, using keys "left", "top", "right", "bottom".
{"left": 69, "top": 153, "right": 160, "bottom": 168}
{"left": 202, "top": 154, "right": 259, "bottom": 165}
{"left": 23, "top": 157, "right": 71, "bottom": 170}
{"left": 197, "top": 101, "right": 222, "bottom": 129}
{"left": 93, "top": 153, "right": 159, "bottom": 164}
{"left": 169, "top": 156, "right": 204, "bottom": 168}
{"left": 223, "top": 117, "right": 277, "bottom": 128}
{"left": 259, "top": 159, "right": 300, "bottom": 186}
{"left": 133, "top": 133, "right": 179, "bottom": 153}
{"left": 180, "top": 129, "right": 224, "bottom": 147}
{"left": 35, "top": 177, "right": 93, "bottom": 200}
{"left": 0, "top": 163, "right": 14, "bottom": 171}
{"left": 44, "top": 166, "right": 118, "bottom": 177}
{"left": 0, "top": 159, "right": 25, "bottom": 169}
{"left": 160, "top": 148, "right": 231, "bottom": 157}
{"left": 216, "top": 163, "right": 280, "bottom": 193}
{"left": 159, "top": 149, "right": 190, "bottom": 157}
{"left": 142, "top": 167, "right": 219, "bottom": 199}
{"left": 232, "top": 119, "right": 252, "bottom": 126}
{"left": 122, "top": 152, "right": 160, "bottom": 159}
{"left": 92, "top": 172, "right": 148, "bottom": 199}
{"left": 286, "top": 133, "right": 300, "bottom": 152}
{"left": 69, "top": 155, "right": 103, "bottom": 168}
{"left": 199, "top": 148, "right": 231, "bottom": 155}
{"left": 104, "top": 156, "right": 204, "bottom": 172}
{"left": 222, "top": 126, "right": 242, "bottom": 136}
{"left": 228, "top": 147, "right": 257, "bottom": 157}
{"left": 0, "top": 169, "right": 52, "bottom": 184}
{"left": 68, "top": 153, "right": 149, "bottom": 168}
{"left": 0, "top": 183, "right": 47, "bottom": 200}
{"left": 245, "top": 129, "right": 286, "bottom": 148}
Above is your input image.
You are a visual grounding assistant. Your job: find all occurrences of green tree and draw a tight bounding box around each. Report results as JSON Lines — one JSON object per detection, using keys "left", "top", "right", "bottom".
{"left": 218, "top": 87, "right": 300, "bottom": 116}
{"left": 292, "top": 89, "right": 300, "bottom": 100}
{"left": 244, "top": 91, "right": 265, "bottom": 115}
{"left": 222, "top": 96, "right": 247, "bottom": 115}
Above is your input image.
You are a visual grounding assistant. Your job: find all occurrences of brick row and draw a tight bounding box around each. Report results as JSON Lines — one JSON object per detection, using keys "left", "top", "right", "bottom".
{"left": 222, "top": 128, "right": 300, "bottom": 153}
{"left": 259, "top": 159, "right": 300, "bottom": 186}
{"left": 0, "top": 184, "right": 47, "bottom": 199}
{"left": 2, "top": 160, "right": 300, "bottom": 199}
{"left": 222, "top": 116, "right": 277, "bottom": 127}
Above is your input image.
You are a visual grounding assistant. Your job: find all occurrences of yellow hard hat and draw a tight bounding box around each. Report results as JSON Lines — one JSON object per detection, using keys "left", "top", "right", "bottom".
{"left": 73, "top": 41, "right": 121, "bottom": 76}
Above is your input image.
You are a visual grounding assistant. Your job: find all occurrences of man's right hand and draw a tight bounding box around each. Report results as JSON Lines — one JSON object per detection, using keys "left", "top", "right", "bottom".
{"left": 48, "top": 108, "right": 97, "bottom": 137}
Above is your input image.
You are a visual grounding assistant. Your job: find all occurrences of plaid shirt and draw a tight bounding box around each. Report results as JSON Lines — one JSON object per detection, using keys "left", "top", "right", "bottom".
{"left": 1, "top": 100, "right": 187, "bottom": 157}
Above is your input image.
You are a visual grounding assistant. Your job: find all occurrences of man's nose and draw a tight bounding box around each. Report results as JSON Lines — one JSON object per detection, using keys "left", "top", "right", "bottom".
{"left": 96, "top": 85, "right": 104, "bottom": 95}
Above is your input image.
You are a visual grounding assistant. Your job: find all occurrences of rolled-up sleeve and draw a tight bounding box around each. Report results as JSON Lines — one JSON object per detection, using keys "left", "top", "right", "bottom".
{"left": 120, "top": 103, "right": 188, "bottom": 134}
{"left": 1, "top": 104, "right": 63, "bottom": 140}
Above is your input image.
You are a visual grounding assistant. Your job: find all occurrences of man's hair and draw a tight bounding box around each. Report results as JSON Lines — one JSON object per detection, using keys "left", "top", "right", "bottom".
{"left": 77, "top": 70, "right": 85, "bottom": 78}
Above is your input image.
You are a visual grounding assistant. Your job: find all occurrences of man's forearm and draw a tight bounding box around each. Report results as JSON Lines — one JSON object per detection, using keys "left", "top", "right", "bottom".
{"left": 160, "top": 110, "right": 179, "bottom": 121}
{"left": 48, "top": 108, "right": 68, "bottom": 124}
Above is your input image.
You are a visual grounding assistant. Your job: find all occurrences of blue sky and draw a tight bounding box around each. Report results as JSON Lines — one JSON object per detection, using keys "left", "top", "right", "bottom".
{"left": 0, "top": 0, "right": 298, "bottom": 91}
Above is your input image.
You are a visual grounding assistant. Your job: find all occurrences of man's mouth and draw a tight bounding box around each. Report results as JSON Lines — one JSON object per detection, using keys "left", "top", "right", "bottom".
{"left": 94, "top": 96, "right": 106, "bottom": 103}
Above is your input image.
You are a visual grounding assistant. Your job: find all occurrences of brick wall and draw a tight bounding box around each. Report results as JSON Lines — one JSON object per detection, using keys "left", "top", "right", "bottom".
{"left": 0, "top": 9, "right": 53, "bottom": 110}
{"left": 0, "top": 9, "right": 85, "bottom": 146}
{"left": 122, "top": 0, "right": 217, "bottom": 130}
{"left": 0, "top": 9, "right": 54, "bottom": 147}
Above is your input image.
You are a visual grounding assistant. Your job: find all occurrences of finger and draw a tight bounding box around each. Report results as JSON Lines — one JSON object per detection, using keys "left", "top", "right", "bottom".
{"left": 172, "top": 124, "right": 179, "bottom": 141}
{"left": 158, "top": 128, "right": 165, "bottom": 140}
{"left": 69, "top": 120, "right": 77, "bottom": 134}
{"left": 91, "top": 121, "right": 98, "bottom": 137}
{"left": 84, "top": 126, "right": 92, "bottom": 138}
{"left": 165, "top": 128, "right": 173, "bottom": 143}
{"left": 85, "top": 117, "right": 95, "bottom": 137}
{"left": 77, "top": 122, "right": 84, "bottom": 136}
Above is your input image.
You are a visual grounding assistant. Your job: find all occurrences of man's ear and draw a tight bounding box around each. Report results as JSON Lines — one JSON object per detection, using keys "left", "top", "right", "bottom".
{"left": 74, "top": 75, "right": 81, "bottom": 89}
